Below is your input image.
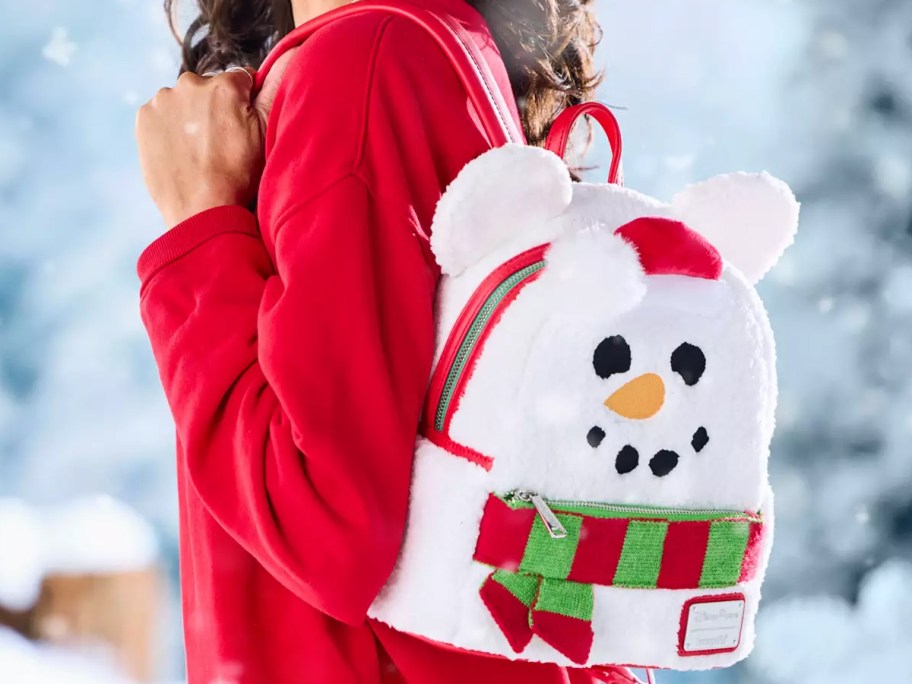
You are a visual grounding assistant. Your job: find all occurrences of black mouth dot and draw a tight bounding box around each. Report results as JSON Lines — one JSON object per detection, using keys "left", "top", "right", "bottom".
{"left": 692, "top": 427, "right": 709, "bottom": 453}
{"left": 587, "top": 426, "right": 606, "bottom": 448}
{"left": 615, "top": 445, "right": 639, "bottom": 474}
{"left": 649, "top": 450, "right": 679, "bottom": 477}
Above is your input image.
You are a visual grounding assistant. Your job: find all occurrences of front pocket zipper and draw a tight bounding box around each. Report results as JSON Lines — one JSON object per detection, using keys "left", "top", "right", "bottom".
{"left": 513, "top": 490, "right": 568, "bottom": 539}
{"left": 502, "top": 489, "right": 762, "bottom": 534}
{"left": 477, "top": 491, "right": 767, "bottom": 592}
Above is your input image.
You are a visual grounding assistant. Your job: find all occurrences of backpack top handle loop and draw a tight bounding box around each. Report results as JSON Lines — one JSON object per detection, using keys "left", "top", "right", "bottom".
{"left": 544, "top": 102, "right": 624, "bottom": 185}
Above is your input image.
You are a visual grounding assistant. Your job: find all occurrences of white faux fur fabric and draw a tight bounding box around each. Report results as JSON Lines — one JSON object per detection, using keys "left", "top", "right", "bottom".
{"left": 430, "top": 144, "right": 573, "bottom": 276}
{"left": 368, "top": 144, "right": 798, "bottom": 670}
{"left": 671, "top": 172, "right": 799, "bottom": 284}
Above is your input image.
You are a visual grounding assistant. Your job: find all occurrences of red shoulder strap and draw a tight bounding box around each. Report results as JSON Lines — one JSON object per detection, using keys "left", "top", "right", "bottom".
{"left": 544, "top": 102, "right": 624, "bottom": 185}
{"left": 255, "top": 0, "right": 523, "bottom": 148}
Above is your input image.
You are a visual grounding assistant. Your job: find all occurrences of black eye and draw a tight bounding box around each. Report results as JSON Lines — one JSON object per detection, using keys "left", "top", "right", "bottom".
{"left": 593, "top": 335, "right": 631, "bottom": 379}
{"left": 671, "top": 343, "right": 705, "bottom": 386}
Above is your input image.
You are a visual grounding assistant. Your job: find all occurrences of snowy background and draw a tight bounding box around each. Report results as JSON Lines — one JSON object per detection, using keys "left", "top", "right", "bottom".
{"left": 1, "top": 0, "right": 910, "bottom": 681}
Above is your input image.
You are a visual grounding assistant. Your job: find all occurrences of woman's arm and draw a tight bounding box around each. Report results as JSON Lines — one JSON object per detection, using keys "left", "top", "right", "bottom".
{"left": 135, "top": 13, "right": 490, "bottom": 625}
{"left": 138, "top": 180, "right": 434, "bottom": 625}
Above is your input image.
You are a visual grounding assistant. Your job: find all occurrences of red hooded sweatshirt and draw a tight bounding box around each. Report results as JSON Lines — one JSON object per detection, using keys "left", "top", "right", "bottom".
{"left": 136, "top": 0, "right": 639, "bottom": 682}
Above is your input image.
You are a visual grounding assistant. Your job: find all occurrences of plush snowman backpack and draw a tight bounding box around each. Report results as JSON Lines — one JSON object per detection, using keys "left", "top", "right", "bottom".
{"left": 317, "top": 0, "right": 800, "bottom": 674}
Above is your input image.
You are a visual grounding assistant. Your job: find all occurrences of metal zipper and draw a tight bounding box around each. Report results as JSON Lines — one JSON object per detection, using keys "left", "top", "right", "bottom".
{"left": 433, "top": 261, "right": 545, "bottom": 432}
{"left": 505, "top": 490, "right": 761, "bottom": 524}
{"left": 514, "top": 490, "right": 568, "bottom": 539}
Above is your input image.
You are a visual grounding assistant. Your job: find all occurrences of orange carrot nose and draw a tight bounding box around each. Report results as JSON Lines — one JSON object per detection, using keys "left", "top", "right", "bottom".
{"left": 604, "top": 373, "right": 665, "bottom": 420}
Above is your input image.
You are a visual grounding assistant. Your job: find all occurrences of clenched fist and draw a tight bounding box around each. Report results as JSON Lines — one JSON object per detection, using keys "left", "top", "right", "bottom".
{"left": 136, "top": 68, "right": 264, "bottom": 229}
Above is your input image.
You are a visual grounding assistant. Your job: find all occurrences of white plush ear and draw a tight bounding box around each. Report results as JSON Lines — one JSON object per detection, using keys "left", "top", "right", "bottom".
{"left": 430, "top": 144, "right": 573, "bottom": 276}
{"left": 671, "top": 171, "right": 799, "bottom": 284}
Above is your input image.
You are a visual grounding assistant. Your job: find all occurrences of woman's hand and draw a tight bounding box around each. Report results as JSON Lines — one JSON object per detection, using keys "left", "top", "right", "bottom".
{"left": 136, "top": 69, "right": 264, "bottom": 229}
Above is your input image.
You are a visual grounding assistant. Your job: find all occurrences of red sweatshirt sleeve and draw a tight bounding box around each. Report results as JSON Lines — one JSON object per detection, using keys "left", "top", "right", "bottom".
{"left": 136, "top": 13, "right": 491, "bottom": 626}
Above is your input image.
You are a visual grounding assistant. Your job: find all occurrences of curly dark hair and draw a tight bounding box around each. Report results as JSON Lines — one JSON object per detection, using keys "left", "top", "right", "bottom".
{"left": 165, "top": 0, "right": 603, "bottom": 148}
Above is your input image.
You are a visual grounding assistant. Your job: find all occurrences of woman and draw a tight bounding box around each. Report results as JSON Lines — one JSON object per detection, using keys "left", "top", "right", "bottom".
{"left": 134, "top": 0, "right": 634, "bottom": 682}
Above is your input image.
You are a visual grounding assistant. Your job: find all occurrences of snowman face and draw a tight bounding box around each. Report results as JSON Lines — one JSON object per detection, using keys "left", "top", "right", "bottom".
{"left": 430, "top": 146, "right": 795, "bottom": 514}
{"left": 480, "top": 270, "right": 774, "bottom": 512}
{"left": 589, "top": 334, "right": 708, "bottom": 476}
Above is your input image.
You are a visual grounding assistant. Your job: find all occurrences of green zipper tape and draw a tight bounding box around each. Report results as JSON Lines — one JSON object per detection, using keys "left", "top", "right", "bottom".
{"left": 499, "top": 491, "right": 762, "bottom": 524}
{"left": 433, "top": 261, "right": 546, "bottom": 432}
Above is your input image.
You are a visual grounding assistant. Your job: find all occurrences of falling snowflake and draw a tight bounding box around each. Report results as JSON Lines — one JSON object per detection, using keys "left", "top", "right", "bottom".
{"left": 42, "top": 27, "right": 77, "bottom": 67}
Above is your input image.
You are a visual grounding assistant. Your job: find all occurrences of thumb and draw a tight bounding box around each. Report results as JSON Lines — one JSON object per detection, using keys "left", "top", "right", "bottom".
{"left": 224, "top": 65, "right": 257, "bottom": 99}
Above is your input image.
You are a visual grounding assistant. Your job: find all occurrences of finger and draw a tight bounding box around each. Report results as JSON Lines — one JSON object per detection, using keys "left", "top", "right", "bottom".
{"left": 206, "top": 68, "right": 255, "bottom": 102}
{"left": 144, "top": 86, "right": 171, "bottom": 109}
{"left": 177, "top": 70, "right": 204, "bottom": 88}
{"left": 134, "top": 104, "right": 147, "bottom": 136}
{"left": 226, "top": 64, "right": 257, "bottom": 81}
{"left": 221, "top": 65, "right": 256, "bottom": 97}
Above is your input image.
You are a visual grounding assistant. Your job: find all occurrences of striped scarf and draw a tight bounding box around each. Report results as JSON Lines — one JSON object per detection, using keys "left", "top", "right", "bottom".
{"left": 473, "top": 493, "right": 764, "bottom": 664}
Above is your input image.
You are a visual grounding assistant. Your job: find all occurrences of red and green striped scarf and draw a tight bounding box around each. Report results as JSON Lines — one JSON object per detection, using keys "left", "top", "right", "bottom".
{"left": 473, "top": 493, "right": 765, "bottom": 664}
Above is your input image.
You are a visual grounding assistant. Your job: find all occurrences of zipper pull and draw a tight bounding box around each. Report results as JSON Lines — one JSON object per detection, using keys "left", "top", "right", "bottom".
{"left": 516, "top": 490, "right": 568, "bottom": 539}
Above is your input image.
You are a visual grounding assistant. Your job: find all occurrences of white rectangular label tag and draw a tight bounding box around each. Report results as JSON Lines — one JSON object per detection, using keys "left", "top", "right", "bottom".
{"left": 681, "top": 597, "right": 745, "bottom": 654}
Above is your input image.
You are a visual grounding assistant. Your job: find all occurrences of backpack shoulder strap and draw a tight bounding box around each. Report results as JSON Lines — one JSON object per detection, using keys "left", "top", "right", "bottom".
{"left": 256, "top": 0, "right": 524, "bottom": 148}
